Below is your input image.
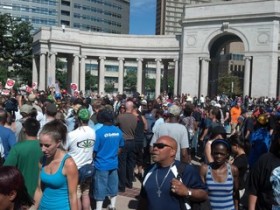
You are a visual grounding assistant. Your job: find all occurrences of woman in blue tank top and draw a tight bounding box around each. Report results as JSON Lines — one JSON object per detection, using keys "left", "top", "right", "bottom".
{"left": 200, "top": 139, "right": 239, "bottom": 210}
{"left": 34, "top": 120, "right": 79, "bottom": 210}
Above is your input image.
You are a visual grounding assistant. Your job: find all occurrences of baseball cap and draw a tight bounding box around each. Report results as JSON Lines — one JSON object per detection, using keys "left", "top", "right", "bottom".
{"left": 78, "top": 108, "right": 90, "bottom": 121}
{"left": 20, "top": 104, "right": 33, "bottom": 114}
{"left": 28, "top": 94, "right": 36, "bottom": 102}
{"left": 168, "top": 105, "right": 182, "bottom": 117}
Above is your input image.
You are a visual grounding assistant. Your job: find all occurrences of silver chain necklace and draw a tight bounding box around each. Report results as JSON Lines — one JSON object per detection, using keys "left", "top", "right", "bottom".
{"left": 155, "top": 163, "right": 173, "bottom": 198}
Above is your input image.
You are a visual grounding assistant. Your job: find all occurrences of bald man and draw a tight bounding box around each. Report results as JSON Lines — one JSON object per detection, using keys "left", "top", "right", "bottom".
{"left": 116, "top": 100, "right": 138, "bottom": 192}
{"left": 137, "top": 136, "right": 207, "bottom": 210}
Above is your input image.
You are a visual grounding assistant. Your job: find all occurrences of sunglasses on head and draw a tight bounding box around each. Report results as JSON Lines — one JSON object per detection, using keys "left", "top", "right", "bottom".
{"left": 153, "top": 143, "right": 173, "bottom": 149}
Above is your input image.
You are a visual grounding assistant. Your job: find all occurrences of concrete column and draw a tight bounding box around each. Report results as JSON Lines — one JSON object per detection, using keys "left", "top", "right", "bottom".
{"left": 118, "top": 57, "right": 124, "bottom": 94}
{"left": 32, "top": 55, "right": 38, "bottom": 87}
{"left": 80, "top": 55, "right": 86, "bottom": 94}
{"left": 243, "top": 56, "right": 252, "bottom": 97}
{"left": 278, "top": 57, "right": 280, "bottom": 97}
{"left": 174, "top": 59, "right": 179, "bottom": 96}
{"left": 163, "top": 61, "right": 169, "bottom": 92}
{"left": 48, "top": 52, "right": 57, "bottom": 87}
{"left": 98, "top": 56, "right": 106, "bottom": 94}
{"left": 66, "top": 56, "right": 73, "bottom": 93}
{"left": 155, "top": 58, "right": 162, "bottom": 98}
{"left": 72, "top": 54, "right": 80, "bottom": 86}
{"left": 200, "top": 57, "right": 211, "bottom": 97}
{"left": 39, "top": 53, "right": 46, "bottom": 90}
{"left": 137, "top": 58, "right": 143, "bottom": 94}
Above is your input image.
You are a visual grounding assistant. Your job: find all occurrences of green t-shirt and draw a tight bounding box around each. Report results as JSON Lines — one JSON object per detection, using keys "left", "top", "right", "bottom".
{"left": 4, "top": 140, "right": 43, "bottom": 197}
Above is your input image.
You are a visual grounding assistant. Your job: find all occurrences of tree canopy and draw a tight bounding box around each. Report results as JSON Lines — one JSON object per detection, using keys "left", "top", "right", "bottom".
{"left": 0, "top": 13, "right": 33, "bottom": 84}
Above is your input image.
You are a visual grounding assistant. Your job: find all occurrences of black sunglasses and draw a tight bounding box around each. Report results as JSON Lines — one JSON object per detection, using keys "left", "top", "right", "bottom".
{"left": 153, "top": 143, "right": 173, "bottom": 149}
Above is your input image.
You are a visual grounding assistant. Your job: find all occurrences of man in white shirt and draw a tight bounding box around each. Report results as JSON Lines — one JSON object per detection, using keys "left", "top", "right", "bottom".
{"left": 64, "top": 107, "right": 96, "bottom": 210}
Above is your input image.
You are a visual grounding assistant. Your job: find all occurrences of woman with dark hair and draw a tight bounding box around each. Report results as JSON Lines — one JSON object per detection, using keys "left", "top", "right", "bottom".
{"left": 0, "top": 165, "right": 34, "bottom": 210}
{"left": 200, "top": 139, "right": 239, "bottom": 210}
{"left": 34, "top": 120, "right": 78, "bottom": 210}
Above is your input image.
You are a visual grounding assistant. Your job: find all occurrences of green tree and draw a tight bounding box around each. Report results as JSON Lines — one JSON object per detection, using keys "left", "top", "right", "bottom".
{"left": 104, "top": 82, "right": 115, "bottom": 93}
{"left": 124, "top": 69, "right": 137, "bottom": 92}
{"left": 56, "top": 59, "right": 67, "bottom": 88}
{"left": 218, "top": 72, "right": 242, "bottom": 96}
{"left": 85, "top": 71, "right": 98, "bottom": 91}
{"left": 145, "top": 75, "right": 155, "bottom": 92}
{"left": 0, "top": 14, "right": 33, "bottom": 83}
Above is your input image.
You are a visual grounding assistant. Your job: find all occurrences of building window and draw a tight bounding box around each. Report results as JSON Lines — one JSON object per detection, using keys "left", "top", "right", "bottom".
{"left": 61, "top": 0, "right": 70, "bottom": 6}
{"left": 105, "top": 65, "right": 118, "bottom": 72}
{"left": 61, "top": 20, "right": 70, "bottom": 26}
{"left": 61, "top": 10, "right": 70, "bottom": 16}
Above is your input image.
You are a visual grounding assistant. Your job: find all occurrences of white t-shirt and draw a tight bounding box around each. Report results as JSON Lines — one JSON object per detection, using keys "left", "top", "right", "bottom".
{"left": 65, "top": 126, "right": 96, "bottom": 169}
{"left": 150, "top": 122, "right": 189, "bottom": 161}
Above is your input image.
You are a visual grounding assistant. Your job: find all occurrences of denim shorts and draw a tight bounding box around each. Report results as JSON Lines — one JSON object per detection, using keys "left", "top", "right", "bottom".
{"left": 94, "top": 169, "right": 118, "bottom": 201}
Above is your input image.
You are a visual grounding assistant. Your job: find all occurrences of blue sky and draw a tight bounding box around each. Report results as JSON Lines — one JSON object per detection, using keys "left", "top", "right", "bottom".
{"left": 129, "top": 0, "right": 156, "bottom": 35}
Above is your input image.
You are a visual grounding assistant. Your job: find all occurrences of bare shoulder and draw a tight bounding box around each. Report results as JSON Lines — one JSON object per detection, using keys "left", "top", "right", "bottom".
{"left": 65, "top": 157, "right": 77, "bottom": 167}
{"left": 199, "top": 163, "right": 208, "bottom": 175}
{"left": 64, "top": 157, "right": 78, "bottom": 174}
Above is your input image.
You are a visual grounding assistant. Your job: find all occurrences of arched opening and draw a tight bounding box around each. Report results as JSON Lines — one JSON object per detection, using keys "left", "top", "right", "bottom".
{"left": 209, "top": 34, "right": 245, "bottom": 97}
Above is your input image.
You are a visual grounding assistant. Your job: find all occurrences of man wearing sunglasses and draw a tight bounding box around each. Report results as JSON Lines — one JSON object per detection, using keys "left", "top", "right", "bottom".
{"left": 137, "top": 136, "right": 208, "bottom": 210}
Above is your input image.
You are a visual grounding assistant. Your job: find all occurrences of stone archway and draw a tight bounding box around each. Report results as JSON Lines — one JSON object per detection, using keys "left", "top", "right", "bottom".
{"left": 180, "top": 0, "right": 280, "bottom": 98}
{"left": 208, "top": 34, "right": 245, "bottom": 97}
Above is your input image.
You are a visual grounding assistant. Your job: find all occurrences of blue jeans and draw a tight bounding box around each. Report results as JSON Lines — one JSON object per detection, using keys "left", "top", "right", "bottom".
{"left": 118, "top": 140, "right": 136, "bottom": 190}
{"left": 94, "top": 169, "right": 118, "bottom": 201}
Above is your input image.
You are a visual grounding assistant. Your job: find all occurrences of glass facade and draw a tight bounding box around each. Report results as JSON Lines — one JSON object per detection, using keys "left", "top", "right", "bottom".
{"left": 0, "top": 0, "right": 129, "bottom": 34}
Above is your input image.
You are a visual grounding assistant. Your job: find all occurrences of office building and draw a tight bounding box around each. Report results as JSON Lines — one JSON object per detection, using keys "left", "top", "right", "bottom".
{"left": 0, "top": 0, "right": 130, "bottom": 34}
{"left": 156, "top": 0, "right": 229, "bottom": 35}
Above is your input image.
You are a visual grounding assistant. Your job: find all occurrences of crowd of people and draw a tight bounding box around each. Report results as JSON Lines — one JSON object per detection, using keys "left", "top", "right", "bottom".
{"left": 0, "top": 87, "right": 280, "bottom": 210}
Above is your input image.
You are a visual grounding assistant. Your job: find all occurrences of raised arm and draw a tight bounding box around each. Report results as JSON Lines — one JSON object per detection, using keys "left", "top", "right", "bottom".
{"left": 204, "top": 141, "right": 213, "bottom": 163}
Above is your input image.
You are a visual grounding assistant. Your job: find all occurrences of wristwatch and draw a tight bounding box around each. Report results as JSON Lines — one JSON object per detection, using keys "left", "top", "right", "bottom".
{"left": 186, "top": 189, "right": 192, "bottom": 198}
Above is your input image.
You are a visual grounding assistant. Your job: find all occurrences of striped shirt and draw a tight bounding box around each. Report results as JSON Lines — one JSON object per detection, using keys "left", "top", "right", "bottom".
{"left": 206, "top": 164, "right": 235, "bottom": 210}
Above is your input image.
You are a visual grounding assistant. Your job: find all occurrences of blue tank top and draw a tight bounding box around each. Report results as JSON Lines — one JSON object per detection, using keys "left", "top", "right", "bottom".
{"left": 206, "top": 163, "right": 235, "bottom": 210}
{"left": 39, "top": 154, "right": 70, "bottom": 210}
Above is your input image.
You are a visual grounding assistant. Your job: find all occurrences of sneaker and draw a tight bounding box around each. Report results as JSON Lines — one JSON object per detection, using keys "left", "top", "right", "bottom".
{"left": 108, "top": 208, "right": 116, "bottom": 210}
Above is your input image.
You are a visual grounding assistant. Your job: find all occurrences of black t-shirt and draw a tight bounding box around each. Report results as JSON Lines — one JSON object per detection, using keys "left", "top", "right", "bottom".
{"left": 241, "top": 117, "right": 254, "bottom": 139}
{"left": 233, "top": 154, "right": 248, "bottom": 189}
{"left": 249, "top": 152, "right": 280, "bottom": 209}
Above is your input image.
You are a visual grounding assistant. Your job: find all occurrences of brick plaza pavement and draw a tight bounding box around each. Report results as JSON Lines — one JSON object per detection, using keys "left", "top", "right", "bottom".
{"left": 91, "top": 177, "right": 141, "bottom": 210}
